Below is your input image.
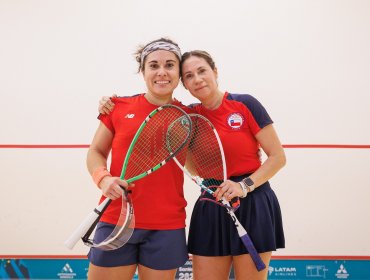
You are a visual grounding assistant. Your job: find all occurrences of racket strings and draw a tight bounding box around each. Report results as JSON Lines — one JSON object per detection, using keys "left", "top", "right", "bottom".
{"left": 124, "top": 109, "right": 191, "bottom": 179}
{"left": 185, "top": 117, "right": 224, "bottom": 184}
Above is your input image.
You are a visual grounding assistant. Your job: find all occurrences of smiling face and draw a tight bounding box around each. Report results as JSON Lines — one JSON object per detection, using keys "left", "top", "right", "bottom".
{"left": 181, "top": 55, "right": 219, "bottom": 103}
{"left": 142, "top": 50, "right": 180, "bottom": 101}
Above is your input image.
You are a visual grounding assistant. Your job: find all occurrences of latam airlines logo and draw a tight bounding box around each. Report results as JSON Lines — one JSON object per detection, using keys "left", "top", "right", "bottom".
{"left": 227, "top": 113, "right": 244, "bottom": 129}
{"left": 268, "top": 265, "right": 297, "bottom": 277}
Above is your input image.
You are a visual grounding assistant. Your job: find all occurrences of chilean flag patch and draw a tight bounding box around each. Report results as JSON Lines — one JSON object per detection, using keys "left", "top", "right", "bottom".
{"left": 227, "top": 113, "right": 244, "bottom": 129}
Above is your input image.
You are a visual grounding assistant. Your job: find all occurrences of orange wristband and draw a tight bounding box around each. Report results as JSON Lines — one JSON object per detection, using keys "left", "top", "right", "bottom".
{"left": 92, "top": 167, "right": 112, "bottom": 187}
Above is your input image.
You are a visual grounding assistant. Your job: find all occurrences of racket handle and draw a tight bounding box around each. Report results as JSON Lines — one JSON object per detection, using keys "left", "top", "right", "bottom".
{"left": 240, "top": 235, "right": 266, "bottom": 271}
{"left": 64, "top": 198, "right": 111, "bottom": 249}
{"left": 230, "top": 197, "right": 240, "bottom": 210}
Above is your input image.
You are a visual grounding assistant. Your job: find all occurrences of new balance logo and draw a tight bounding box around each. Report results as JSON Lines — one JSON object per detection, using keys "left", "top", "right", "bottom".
{"left": 125, "top": 114, "right": 135, "bottom": 119}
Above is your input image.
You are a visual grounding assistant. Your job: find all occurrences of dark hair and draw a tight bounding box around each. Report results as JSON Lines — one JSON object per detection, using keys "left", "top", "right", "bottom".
{"left": 134, "top": 37, "right": 181, "bottom": 73}
{"left": 180, "top": 50, "right": 217, "bottom": 85}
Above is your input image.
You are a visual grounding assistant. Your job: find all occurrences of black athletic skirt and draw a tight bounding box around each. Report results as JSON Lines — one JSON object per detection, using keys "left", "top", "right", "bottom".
{"left": 187, "top": 174, "right": 285, "bottom": 256}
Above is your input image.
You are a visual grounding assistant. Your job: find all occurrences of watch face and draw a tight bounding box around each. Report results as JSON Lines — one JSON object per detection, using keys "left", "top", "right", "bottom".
{"left": 244, "top": 177, "right": 254, "bottom": 186}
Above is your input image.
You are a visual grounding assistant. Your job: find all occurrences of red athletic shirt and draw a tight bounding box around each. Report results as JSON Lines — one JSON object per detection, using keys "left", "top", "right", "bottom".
{"left": 97, "top": 94, "right": 188, "bottom": 229}
{"left": 191, "top": 92, "right": 273, "bottom": 177}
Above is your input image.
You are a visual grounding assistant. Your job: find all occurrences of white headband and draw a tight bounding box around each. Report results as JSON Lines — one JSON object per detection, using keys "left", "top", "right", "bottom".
{"left": 140, "top": 41, "right": 182, "bottom": 68}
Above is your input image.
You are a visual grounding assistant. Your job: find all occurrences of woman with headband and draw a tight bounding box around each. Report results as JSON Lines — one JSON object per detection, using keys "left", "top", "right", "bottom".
{"left": 87, "top": 38, "right": 188, "bottom": 280}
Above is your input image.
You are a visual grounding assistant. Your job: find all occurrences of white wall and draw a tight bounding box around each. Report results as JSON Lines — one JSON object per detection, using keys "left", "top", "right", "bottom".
{"left": 0, "top": 0, "right": 369, "bottom": 256}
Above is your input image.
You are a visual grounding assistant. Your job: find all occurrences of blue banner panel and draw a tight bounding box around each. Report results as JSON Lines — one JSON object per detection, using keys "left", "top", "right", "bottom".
{"left": 267, "top": 260, "right": 370, "bottom": 280}
{"left": 1, "top": 258, "right": 370, "bottom": 279}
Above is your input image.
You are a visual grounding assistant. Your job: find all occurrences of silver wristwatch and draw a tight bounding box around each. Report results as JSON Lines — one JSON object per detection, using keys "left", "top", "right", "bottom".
{"left": 243, "top": 177, "right": 256, "bottom": 192}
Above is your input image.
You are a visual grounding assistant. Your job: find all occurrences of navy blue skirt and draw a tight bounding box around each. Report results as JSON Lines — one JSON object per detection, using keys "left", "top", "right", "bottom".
{"left": 187, "top": 175, "right": 285, "bottom": 256}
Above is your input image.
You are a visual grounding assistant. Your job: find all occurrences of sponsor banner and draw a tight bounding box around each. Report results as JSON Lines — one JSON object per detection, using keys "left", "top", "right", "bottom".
{"left": 1, "top": 258, "right": 370, "bottom": 279}
{"left": 267, "top": 260, "right": 370, "bottom": 280}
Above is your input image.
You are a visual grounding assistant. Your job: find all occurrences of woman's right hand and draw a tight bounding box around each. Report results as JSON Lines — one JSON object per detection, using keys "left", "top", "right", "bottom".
{"left": 99, "top": 176, "right": 134, "bottom": 200}
{"left": 99, "top": 94, "right": 117, "bottom": 114}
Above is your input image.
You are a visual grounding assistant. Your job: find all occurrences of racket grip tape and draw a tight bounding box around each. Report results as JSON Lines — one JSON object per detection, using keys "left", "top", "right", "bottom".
{"left": 240, "top": 235, "right": 266, "bottom": 271}
{"left": 64, "top": 198, "right": 111, "bottom": 249}
{"left": 230, "top": 197, "right": 240, "bottom": 210}
{"left": 64, "top": 211, "right": 100, "bottom": 249}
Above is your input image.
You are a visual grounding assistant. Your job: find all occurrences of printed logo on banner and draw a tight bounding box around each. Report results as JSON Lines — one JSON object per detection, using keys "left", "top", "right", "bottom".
{"left": 57, "top": 263, "right": 76, "bottom": 279}
{"left": 268, "top": 265, "right": 297, "bottom": 278}
{"left": 306, "top": 265, "right": 327, "bottom": 278}
{"left": 177, "top": 260, "right": 193, "bottom": 280}
{"left": 268, "top": 266, "right": 274, "bottom": 276}
{"left": 335, "top": 263, "right": 349, "bottom": 279}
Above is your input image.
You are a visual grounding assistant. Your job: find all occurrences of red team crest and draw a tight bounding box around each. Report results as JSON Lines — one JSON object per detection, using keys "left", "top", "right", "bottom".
{"left": 227, "top": 113, "right": 244, "bottom": 129}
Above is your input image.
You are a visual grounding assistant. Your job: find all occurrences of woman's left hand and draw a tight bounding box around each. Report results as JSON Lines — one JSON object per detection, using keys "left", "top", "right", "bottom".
{"left": 214, "top": 180, "right": 243, "bottom": 201}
